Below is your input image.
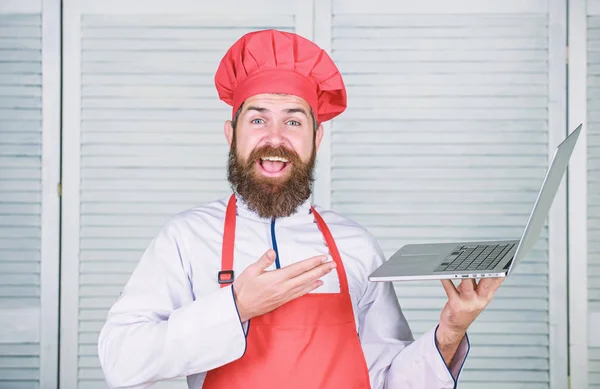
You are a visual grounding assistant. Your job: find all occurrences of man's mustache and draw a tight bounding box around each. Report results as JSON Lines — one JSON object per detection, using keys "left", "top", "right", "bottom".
{"left": 246, "top": 145, "right": 302, "bottom": 165}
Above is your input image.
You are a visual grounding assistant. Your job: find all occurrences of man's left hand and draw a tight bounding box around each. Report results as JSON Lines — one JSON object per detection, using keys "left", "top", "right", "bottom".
{"left": 435, "top": 277, "right": 504, "bottom": 365}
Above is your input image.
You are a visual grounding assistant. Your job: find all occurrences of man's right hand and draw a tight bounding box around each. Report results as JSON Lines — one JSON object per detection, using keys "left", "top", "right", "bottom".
{"left": 232, "top": 249, "right": 336, "bottom": 322}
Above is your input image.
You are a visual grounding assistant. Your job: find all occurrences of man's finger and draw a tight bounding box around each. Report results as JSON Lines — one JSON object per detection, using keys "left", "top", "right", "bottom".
{"left": 441, "top": 279, "right": 459, "bottom": 300}
{"left": 459, "top": 278, "right": 477, "bottom": 297}
{"left": 477, "top": 277, "right": 504, "bottom": 298}
{"left": 278, "top": 255, "right": 330, "bottom": 279}
{"left": 288, "top": 279, "right": 324, "bottom": 301}
{"left": 283, "top": 261, "right": 336, "bottom": 290}
{"left": 249, "top": 249, "right": 277, "bottom": 274}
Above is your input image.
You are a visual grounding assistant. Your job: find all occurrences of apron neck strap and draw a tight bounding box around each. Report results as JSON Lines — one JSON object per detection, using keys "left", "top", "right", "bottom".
{"left": 310, "top": 206, "right": 350, "bottom": 295}
{"left": 219, "top": 194, "right": 237, "bottom": 287}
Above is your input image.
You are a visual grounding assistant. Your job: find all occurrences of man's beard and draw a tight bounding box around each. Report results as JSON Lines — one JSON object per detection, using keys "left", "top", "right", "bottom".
{"left": 227, "top": 135, "right": 316, "bottom": 219}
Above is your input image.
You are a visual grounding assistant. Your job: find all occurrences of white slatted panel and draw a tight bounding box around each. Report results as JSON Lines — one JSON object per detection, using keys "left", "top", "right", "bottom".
{"left": 330, "top": 2, "right": 552, "bottom": 388}
{"left": 588, "top": 1, "right": 600, "bottom": 386}
{"left": 77, "top": 15, "right": 295, "bottom": 389}
{"left": 0, "top": 11, "right": 43, "bottom": 389}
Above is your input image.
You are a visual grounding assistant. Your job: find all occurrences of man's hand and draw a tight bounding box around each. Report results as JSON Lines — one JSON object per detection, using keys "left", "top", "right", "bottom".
{"left": 232, "top": 249, "right": 336, "bottom": 322}
{"left": 436, "top": 277, "right": 504, "bottom": 365}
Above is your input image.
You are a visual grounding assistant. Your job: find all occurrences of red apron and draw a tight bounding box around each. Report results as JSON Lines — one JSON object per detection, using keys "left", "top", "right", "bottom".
{"left": 202, "top": 195, "right": 372, "bottom": 388}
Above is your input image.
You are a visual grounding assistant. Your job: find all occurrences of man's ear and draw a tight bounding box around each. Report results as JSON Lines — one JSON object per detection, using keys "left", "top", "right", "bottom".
{"left": 224, "top": 120, "right": 234, "bottom": 146}
{"left": 314, "top": 123, "right": 324, "bottom": 152}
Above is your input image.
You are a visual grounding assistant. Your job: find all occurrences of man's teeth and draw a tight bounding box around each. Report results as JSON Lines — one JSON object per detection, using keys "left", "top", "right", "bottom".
{"left": 261, "top": 156, "right": 289, "bottom": 163}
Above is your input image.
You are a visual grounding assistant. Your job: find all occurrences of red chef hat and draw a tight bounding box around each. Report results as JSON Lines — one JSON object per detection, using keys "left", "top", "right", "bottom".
{"left": 214, "top": 29, "right": 346, "bottom": 124}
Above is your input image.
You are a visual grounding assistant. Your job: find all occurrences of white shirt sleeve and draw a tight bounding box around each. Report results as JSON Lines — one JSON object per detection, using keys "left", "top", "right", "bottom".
{"left": 358, "top": 232, "right": 470, "bottom": 389}
{"left": 97, "top": 217, "right": 247, "bottom": 389}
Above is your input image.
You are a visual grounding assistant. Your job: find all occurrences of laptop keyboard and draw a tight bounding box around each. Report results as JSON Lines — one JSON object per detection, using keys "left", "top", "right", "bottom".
{"left": 434, "top": 243, "right": 515, "bottom": 272}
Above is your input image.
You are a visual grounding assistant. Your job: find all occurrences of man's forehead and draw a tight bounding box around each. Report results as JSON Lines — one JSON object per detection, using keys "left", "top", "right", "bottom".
{"left": 242, "top": 94, "right": 310, "bottom": 111}
{"left": 242, "top": 103, "right": 309, "bottom": 117}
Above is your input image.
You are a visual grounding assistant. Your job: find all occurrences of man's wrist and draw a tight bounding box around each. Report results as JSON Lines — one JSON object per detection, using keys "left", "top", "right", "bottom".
{"left": 435, "top": 324, "right": 466, "bottom": 366}
{"left": 232, "top": 284, "right": 250, "bottom": 322}
{"left": 436, "top": 324, "right": 466, "bottom": 345}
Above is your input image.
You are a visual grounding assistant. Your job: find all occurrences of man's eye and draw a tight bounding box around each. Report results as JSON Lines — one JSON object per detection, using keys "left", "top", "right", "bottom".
{"left": 287, "top": 120, "right": 301, "bottom": 126}
{"left": 251, "top": 118, "right": 265, "bottom": 124}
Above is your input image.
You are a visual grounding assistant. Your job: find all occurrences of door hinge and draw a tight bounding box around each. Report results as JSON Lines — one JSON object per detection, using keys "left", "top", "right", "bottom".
{"left": 57, "top": 182, "right": 62, "bottom": 197}
{"left": 566, "top": 45, "right": 569, "bottom": 64}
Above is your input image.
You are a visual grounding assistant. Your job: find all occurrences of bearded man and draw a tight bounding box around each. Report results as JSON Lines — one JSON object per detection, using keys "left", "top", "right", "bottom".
{"left": 98, "top": 29, "right": 502, "bottom": 389}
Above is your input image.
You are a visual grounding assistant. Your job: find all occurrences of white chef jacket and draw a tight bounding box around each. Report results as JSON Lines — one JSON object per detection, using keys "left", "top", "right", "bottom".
{"left": 98, "top": 194, "right": 470, "bottom": 389}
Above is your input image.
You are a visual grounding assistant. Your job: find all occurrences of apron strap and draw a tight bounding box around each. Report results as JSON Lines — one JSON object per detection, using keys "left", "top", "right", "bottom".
{"left": 219, "top": 194, "right": 237, "bottom": 288}
{"left": 310, "top": 207, "right": 350, "bottom": 296}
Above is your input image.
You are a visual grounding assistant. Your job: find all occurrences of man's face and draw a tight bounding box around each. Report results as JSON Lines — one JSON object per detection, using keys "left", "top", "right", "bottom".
{"left": 225, "top": 93, "right": 324, "bottom": 218}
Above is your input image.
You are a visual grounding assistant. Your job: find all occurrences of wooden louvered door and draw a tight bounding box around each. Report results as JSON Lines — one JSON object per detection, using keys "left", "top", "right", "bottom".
{"left": 588, "top": 2, "right": 600, "bottom": 381}
{"left": 0, "top": 0, "right": 60, "bottom": 388}
{"left": 568, "top": 0, "right": 600, "bottom": 388}
{"left": 583, "top": 2, "right": 600, "bottom": 386}
{"left": 313, "top": 0, "right": 569, "bottom": 388}
{"left": 59, "top": 0, "right": 314, "bottom": 388}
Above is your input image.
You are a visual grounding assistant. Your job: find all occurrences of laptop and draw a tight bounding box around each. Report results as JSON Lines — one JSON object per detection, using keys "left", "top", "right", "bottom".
{"left": 368, "top": 124, "right": 582, "bottom": 282}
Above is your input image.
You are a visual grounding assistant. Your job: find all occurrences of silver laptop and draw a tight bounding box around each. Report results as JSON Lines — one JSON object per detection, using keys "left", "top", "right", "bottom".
{"left": 368, "top": 124, "right": 582, "bottom": 282}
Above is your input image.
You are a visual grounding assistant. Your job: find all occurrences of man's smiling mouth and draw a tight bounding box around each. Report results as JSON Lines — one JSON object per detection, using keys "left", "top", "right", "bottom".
{"left": 258, "top": 156, "right": 290, "bottom": 175}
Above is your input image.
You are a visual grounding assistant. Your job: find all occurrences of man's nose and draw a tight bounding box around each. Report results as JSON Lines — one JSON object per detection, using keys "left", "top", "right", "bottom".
{"left": 265, "top": 122, "right": 286, "bottom": 146}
